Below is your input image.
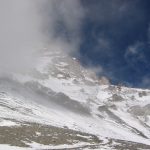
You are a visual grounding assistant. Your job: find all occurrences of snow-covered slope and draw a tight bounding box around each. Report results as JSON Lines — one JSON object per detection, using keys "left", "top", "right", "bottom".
{"left": 0, "top": 48, "right": 150, "bottom": 149}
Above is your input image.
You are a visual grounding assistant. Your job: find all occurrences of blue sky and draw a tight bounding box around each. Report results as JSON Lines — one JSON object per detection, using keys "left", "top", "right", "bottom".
{"left": 77, "top": 0, "right": 150, "bottom": 88}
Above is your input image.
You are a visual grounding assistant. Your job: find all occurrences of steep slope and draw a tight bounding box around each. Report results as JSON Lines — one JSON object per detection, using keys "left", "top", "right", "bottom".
{"left": 0, "top": 48, "right": 150, "bottom": 149}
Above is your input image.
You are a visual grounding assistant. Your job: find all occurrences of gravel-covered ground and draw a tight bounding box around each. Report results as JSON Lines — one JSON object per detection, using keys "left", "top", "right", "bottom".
{"left": 1, "top": 121, "right": 150, "bottom": 149}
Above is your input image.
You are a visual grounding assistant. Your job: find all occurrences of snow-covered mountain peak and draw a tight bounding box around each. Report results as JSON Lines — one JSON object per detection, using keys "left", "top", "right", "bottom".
{"left": 0, "top": 48, "right": 150, "bottom": 149}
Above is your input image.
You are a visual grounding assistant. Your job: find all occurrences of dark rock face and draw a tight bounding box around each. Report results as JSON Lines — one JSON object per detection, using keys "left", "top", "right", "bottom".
{"left": 110, "top": 94, "right": 124, "bottom": 102}
{"left": 129, "top": 104, "right": 150, "bottom": 116}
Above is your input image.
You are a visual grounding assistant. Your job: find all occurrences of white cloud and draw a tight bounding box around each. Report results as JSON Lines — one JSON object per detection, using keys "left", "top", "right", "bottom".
{"left": 0, "top": 0, "right": 84, "bottom": 73}
{"left": 37, "top": 0, "right": 85, "bottom": 53}
{"left": 0, "top": 0, "right": 45, "bottom": 73}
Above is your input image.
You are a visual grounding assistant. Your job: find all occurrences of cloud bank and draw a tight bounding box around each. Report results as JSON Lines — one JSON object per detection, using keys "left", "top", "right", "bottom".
{"left": 0, "top": 0, "right": 84, "bottom": 73}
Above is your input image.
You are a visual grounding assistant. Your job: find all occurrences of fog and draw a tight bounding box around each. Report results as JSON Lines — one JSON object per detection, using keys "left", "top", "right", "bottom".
{"left": 0, "top": 0, "right": 42, "bottom": 72}
{"left": 0, "top": 0, "right": 84, "bottom": 73}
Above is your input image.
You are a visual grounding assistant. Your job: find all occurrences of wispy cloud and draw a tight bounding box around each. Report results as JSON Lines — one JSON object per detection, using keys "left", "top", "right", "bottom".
{"left": 36, "top": 0, "right": 85, "bottom": 55}
{"left": 125, "top": 42, "right": 143, "bottom": 55}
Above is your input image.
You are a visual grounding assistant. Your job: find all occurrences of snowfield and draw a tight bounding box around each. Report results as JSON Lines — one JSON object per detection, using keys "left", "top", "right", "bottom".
{"left": 0, "top": 49, "right": 150, "bottom": 149}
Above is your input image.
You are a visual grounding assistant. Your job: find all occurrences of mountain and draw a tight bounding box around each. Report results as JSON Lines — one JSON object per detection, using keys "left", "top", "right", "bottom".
{"left": 0, "top": 48, "right": 150, "bottom": 149}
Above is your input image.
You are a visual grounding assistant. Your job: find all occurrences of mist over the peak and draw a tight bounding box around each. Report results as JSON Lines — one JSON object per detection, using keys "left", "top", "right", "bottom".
{"left": 39, "top": 0, "right": 84, "bottom": 54}
{"left": 0, "top": 0, "right": 84, "bottom": 73}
